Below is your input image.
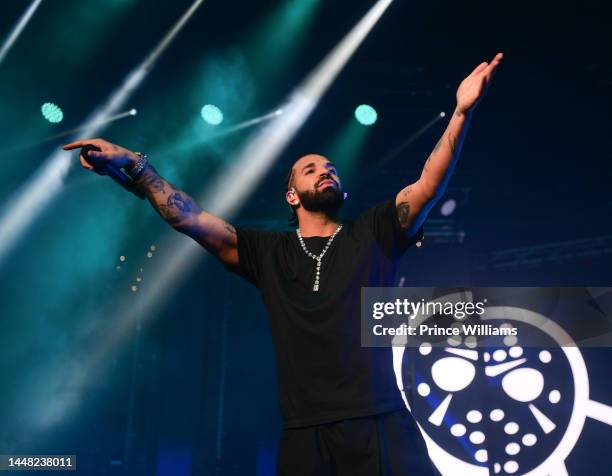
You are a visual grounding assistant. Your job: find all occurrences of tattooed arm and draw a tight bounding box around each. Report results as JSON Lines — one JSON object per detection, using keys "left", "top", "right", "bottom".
{"left": 62, "top": 138, "right": 238, "bottom": 268}
{"left": 395, "top": 53, "right": 503, "bottom": 233}
{"left": 395, "top": 110, "right": 471, "bottom": 234}
{"left": 133, "top": 164, "right": 238, "bottom": 266}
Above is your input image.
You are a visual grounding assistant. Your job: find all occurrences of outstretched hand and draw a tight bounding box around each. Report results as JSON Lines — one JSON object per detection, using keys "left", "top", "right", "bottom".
{"left": 456, "top": 52, "right": 503, "bottom": 115}
{"left": 62, "top": 138, "right": 138, "bottom": 175}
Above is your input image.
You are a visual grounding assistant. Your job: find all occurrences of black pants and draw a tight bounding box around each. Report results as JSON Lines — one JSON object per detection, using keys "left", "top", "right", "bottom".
{"left": 277, "top": 410, "right": 438, "bottom": 476}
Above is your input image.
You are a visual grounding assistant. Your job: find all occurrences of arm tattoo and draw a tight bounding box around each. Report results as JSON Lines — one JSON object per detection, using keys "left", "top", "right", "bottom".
{"left": 397, "top": 201, "right": 411, "bottom": 228}
{"left": 167, "top": 192, "right": 193, "bottom": 213}
{"left": 447, "top": 133, "right": 457, "bottom": 154}
{"left": 158, "top": 204, "right": 181, "bottom": 225}
{"left": 424, "top": 133, "right": 458, "bottom": 172}
{"left": 133, "top": 164, "right": 201, "bottom": 227}
{"left": 432, "top": 137, "right": 443, "bottom": 154}
{"left": 423, "top": 138, "right": 443, "bottom": 172}
{"left": 140, "top": 173, "right": 165, "bottom": 193}
{"left": 156, "top": 192, "right": 197, "bottom": 225}
{"left": 135, "top": 164, "right": 165, "bottom": 192}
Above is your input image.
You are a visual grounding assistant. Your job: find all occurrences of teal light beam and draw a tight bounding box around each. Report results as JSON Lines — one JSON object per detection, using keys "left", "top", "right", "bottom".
{"left": 247, "top": 0, "right": 322, "bottom": 80}
{"left": 155, "top": 108, "right": 283, "bottom": 159}
{"left": 0, "top": 109, "right": 137, "bottom": 155}
{"left": 0, "top": 0, "right": 44, "bottom": 66}
{"left": 377, "top": 111, "right": 446, "bottom": 169}
{"left": 324, "top": 117, "right": 373, "bottom": 193}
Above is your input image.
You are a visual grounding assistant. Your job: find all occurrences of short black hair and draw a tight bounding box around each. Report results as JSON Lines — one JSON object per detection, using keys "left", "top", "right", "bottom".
{"left": 284, "top": 165, "right": 299, "bottom": 227}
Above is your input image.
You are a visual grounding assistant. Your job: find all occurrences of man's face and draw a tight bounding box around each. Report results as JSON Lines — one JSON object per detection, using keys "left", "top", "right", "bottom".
{"left": 286, "top": 154, "right": 344, "bottom": 215}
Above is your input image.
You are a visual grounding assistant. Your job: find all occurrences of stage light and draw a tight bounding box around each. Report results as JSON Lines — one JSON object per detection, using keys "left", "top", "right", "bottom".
{"left": 247, "top": 0, "right": 322, "bottom": 82}
{"left": 324, "top": 117, "right": 373, "bottom": 192}
{"left": 41, "top": 102, "right": 64, "bottom": 123}
{"left": 440, "top": 198, "right": 457, "bottom": 216}
{"left": 204, "top": 108, "right": 281, "bottom": 136}
{"left": 153, "top": 108, "right": 284, "bottom": 160}
{"left": 355, "top": 104, "right": 377, "bottom": 126}
{"left": 200, "top": 104, "right": 224, "bottom": 125}
{"left": 129, "top": 108, "right": 137, "bottom": 116}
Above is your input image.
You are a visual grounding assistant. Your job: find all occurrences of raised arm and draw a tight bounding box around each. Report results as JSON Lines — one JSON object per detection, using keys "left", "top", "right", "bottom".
{"left": 62, "top": 138, "right": 239, "bottom": 268}
{"left": 395, "top": 53, "right": 503, "bottom": 234}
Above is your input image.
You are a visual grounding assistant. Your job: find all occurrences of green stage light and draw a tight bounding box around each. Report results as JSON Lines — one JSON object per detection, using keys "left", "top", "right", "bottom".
{"left": 324, "top": 117, "right": 372, "bottom": 193}
{"left": 246, "top": 0, "right": 321, "bottom": 83}
{"left": 41, "top": 102, "right": 63, "bottom": 123}
{"left": 200, "top": 104, "right": 223, "bottom": 125}
{"left": 354, "top": 104, "right": 377, "bottom": 126}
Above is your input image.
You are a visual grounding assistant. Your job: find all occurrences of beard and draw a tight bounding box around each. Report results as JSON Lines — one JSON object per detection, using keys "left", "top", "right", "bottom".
{"left": 297, "top": 184, "right": 344, "bottom": 217}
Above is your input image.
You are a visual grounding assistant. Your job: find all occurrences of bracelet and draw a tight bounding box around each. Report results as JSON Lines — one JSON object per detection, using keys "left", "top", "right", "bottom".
{"left": 127, "top": 152, "right": 148, "bottom": 179}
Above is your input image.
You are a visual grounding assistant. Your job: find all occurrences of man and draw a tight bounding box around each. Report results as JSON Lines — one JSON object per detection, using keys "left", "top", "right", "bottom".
{"left": 63, "top": 53, "right": 502, "bottom": 475}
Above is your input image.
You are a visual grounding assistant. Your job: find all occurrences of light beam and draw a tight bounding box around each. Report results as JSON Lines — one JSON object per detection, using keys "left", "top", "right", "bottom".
{"left": 0, "top": 0, "right": 44, "bottom": 66}
{"left": 156, "top": 109, "right": 283, "bottom": 158}
{"left": 1, "top": 109, "right": 139, "bottom": 156}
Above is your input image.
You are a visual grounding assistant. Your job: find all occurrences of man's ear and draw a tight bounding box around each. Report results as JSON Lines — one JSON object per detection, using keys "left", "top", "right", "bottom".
{"left": 286, "top": 187, "right": 300, "bottom": 206}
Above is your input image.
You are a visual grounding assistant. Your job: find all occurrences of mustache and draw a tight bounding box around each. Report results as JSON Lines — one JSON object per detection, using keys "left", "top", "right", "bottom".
{"left": 316, "top": 176, "right": 338, "bottom": 188}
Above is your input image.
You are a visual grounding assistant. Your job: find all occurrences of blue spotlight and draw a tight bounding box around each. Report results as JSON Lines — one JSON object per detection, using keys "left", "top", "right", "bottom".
{"left": 354, "top": 104, "right": 377, "bottom": 126}
{"left": 440, "top": 198, "right": 457, "bottom": 217}
{"left": 200, "top": 104, "right": 223, "bottom": 125}
{"left": 41, "top": 102, "right": 63, "bottom": 123}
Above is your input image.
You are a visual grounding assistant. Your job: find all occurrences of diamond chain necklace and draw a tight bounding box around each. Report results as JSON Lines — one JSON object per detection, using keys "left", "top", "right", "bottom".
{"left": 296, "top": 224, "right": 343, "bottom": 292}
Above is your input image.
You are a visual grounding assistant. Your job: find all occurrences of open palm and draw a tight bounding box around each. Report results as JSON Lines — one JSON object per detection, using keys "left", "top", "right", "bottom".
{"left": 456, "top": 52, "right": 503, "bottom": 114}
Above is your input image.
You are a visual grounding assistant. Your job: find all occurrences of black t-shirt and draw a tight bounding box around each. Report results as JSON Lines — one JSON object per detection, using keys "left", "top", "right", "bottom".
{"left": 228, "top": 199, "right": 423, "bottom": 428}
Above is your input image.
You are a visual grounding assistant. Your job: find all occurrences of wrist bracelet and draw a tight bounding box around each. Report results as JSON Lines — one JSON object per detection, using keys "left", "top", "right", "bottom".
{"left": 127, "top": 152, "right": 148, "bottom": 179}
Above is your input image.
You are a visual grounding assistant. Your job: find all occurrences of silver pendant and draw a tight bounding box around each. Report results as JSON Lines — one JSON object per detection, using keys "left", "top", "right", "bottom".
{"left": 297, "top": 224, "right": 343, "bottom": 294}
